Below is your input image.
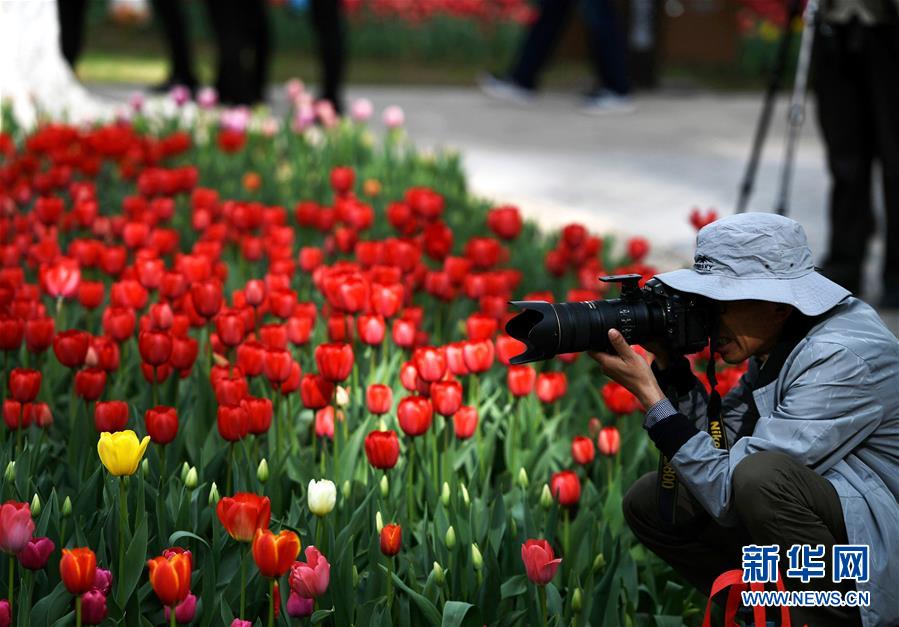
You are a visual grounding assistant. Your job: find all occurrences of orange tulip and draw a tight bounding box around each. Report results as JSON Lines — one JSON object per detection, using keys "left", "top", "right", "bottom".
{"left": 60, "top": 548, "right": 97, "bottom": 595}
{"left": 147, "top": 548, "right": 193, "bottom": 607}
{"left": 252, "top": 529, "right": 300, "bottom": 578}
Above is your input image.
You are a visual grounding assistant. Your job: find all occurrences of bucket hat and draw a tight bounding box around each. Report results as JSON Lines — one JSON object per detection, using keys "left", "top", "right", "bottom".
{"left": 654, "top": 212, "right": 850, "bottom": 316}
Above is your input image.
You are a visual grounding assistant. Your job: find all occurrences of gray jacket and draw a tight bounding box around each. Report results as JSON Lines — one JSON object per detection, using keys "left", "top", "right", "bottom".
{"left": 666, "top": 297, "right": 899, "bottom": 627}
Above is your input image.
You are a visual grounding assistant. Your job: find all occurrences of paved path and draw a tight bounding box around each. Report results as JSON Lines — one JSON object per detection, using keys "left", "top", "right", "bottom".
{"left": 91, "top": 84, "right": 888, "bottom": 304}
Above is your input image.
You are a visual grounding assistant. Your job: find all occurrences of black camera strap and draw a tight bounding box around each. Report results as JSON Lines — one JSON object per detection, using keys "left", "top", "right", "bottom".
{"left": 657, "top": 334, "right": 727, "bottom": 525}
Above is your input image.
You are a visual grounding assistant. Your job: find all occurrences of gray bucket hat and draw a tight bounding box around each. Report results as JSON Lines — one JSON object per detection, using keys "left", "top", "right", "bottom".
{"left": 654, "top": 212, "right": 850, "bottom": 316}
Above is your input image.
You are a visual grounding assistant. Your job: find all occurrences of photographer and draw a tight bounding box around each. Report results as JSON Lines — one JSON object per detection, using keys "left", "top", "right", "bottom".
{"left": 591, "top": 213, "right": 899, "bottom": 627}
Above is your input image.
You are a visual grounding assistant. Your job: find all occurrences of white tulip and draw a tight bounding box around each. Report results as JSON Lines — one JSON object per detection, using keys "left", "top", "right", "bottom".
{"left": 308, "top": 479, "right": 336, "bottom": 517}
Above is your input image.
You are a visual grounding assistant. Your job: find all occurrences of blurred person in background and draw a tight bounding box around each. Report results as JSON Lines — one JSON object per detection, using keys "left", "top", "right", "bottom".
{"left": 307, "top": 0, "right": 346, "bottom": 114}
{"left": 149, "top": 0, "right": 199, "bottom": 94}
{"left": 205, "top": 0, "right": 271, "bottom": 105}
{"left": 478, "top": 0, "right": 633, "bottom": 114}
{"left": 814, "top": 0, "right": 899, "bottom": 305}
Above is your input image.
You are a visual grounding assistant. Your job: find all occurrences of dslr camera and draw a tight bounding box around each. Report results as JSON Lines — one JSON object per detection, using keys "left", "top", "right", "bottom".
{"left": 504, "top": 274, "right": 711, "bottom": 364}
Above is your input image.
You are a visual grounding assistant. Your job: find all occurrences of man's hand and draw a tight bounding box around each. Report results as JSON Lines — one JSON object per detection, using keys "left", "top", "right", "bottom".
{"left": 589, "top": 329, "right": 666, "bottom": 410}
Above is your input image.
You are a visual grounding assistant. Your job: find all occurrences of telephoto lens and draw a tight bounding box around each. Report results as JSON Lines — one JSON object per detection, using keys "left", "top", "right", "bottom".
{"left": 504, "top": 275, "right": 711, "bottom": 364}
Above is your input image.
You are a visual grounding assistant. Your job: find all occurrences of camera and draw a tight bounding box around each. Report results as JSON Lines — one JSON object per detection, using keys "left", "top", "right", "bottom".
{"left": 504, "top": 274, "right": 711, "bottom": 364}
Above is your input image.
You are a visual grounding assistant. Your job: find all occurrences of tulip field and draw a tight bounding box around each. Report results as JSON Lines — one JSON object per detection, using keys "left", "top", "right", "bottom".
{"left": 0, "top": 91, "right": 743, "bottom": 627}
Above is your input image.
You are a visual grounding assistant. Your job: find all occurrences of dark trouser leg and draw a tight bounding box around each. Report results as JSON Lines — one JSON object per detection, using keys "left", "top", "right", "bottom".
{"left": 309, "top": 0, "right": 345, "bottom": 113}
{"left": 732, "top": 451, "right": 862, "bottom": 627}
{"left": 623, "top": 471, "right": 753, "bottom": 597}
{"left": 580, "top": 0, "right": 632, "bottom": 95}
{"left": 150, "top": 0, "right": 197, "bottom": 86}
{"left": 813, "top": 22, "right": 875, "bottom": 295}
{"left": 509, "top": 0, "right": 578, "bottom": 90}
{"left": 247, "top": 0, "right": 271, "bottom": 103}
{"left": 866, "top": 24, "right": 899, "bottom": 295}
{"left": 57, "top": 0, "right": 89, "bottom": 68}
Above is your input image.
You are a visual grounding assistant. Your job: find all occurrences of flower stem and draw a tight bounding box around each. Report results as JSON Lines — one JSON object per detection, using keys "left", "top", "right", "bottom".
{"left": 170, "top": 604, "right": 177, "bottom": 627}
{"left": 8, "top": 554, "right": 14, "bottom": 615}
{"left": 268, "top": 578, "right": 275, "bottom": 627}
{"left": 386, "top": 557, "right": 394, "bottom": 609}
{"left": 406, "top": 440, "right": 415, "bottom": 522}
{"left": 76, "top": 595, "right": 82, "bottom": 627}
{"left": 540, "top": 585, "right": 548, "bottom": 627}
{"left": 240, "top": 545, "right": 247, "bottom": 618}
{"left": 118, "top": 477, "right": 128, "bottom": 591}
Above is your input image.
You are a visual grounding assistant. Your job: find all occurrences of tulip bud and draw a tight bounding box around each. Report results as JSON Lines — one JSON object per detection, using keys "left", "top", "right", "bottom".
{"left": 377, "top": 418, "right": 387, "bottom": 431}
{"left": 30, "top": 494, "right": 41, "bottom": 518}
{"left": 445, "top": 526, "right": 456, "bottom": 550}
{"left": 432, "top": 561, "right": 445, "bottom": 585}
{"left": 141, "top": 458, "right": 150, "bottom": 477}
{"left": 440, "top": 482, "right": 450, "bottom": 506}
{"left": 510, "top": 518, "right": 518, "bottom": 537}
{"left": 375, "top": 511, "right": 384, "bottom": 534}
{"left": 592, "top": 552, "right": 606, "bottom": 573}
{"left": 336, "top": 385, "right": 350, "bottom": 407}
{"left": 517, "top": 468, "right": 529, "bottom": 489}
{"left": 353, "top": 565, "right": 360, "bottom": 588}
{"left": 471, "top": 543, "right": 483, "bottom": 570}
{"left": 460, "top": 484, "right": 470, "bottom": 508}
{"left": 185, "top": 467, "right": 198, "bottom": 490}
{"left": 379, "top": 475, "right": 389, "bottom": 498}
{"left": 4, "top": 461, "right": 14, "bottom": 483}
{"left": 342, "top": 480, "right": 352, "bottom": 499}
{"left": 540, "top": 484, "right": 553, "bottom": 510}
{"left": 572, "top": 588, "right": 583, "bottom": 612}
{"left": 180, "top": 461, "right": 190, "bottom": 483}
{"left": 208, "top": 482, "right": 221, "bottom": 505}
{"left": 257, "top": 459, "right": 269, "bottom": 484}
{"left": 62, "top": 496, "right": 72, "bottom": 517}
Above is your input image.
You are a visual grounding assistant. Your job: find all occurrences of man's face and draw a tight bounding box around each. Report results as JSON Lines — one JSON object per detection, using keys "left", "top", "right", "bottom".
{"left": 714, "top": 300, "right": 793, "bottom": 364}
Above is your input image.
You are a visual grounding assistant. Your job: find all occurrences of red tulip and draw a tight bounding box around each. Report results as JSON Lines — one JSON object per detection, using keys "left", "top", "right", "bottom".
{"left": 597, "top": 426, "right": 621, "bottom": 456}
{"left": 215, "top": 310, "right": 245, "bottom": 348}
{"left": 280, "top": 360, "right": 302, "bottom": 394}
{"left": 550, "top": 470, "right": 581, "bottom": 506}
{"left": 190, "top": 279, "right": 223, "bottom": 318}
{"left": 170, "top": 336, "right": 198, "bottom": 372}
{"left": 627, "top": 237, "right": 650, "bottom": 262}
{"left": 139, "top": 330, "right": 173, "bottom": 367}
{"left": 213, "top": 371, "right": 248, "bottom": 406}
{"left": 412, "top": 346, "right": 446, "bottom": 383}
{"left": 314, "top": 343, "right": 354, "bottom": 382}
{"left": 430, "top": 380, "right": 462, "bottom": 417}
{"left": 8, "top": 368, "right": 41, "bottom": 403}
{"left": 495, "top": 334, "right": 527, "bottom": 366}
{"left": 88, "top": 336, "right": 121, "bottom": 372}
{"left": 60, "top": 548, "right": 97, "bottom": 595}
{"left": 397, "top": 396, "right": 433, "bottom": 437}
{"left": 466, "top": 313, "right": 498, "bottom": 341}
{"left": 444, "top": 342, "right": 470, "bottom": 376}
{"left": 330, "top": 166, "right": 355, "bottom": 194}
{"left": 300, "top": 374, "right": 334, "bottom": 410}
{"left": 101, "top": 307, "right": 136, "bottom": 342}
{"left": 216, "top": 493, "right": 271, "bottom": 542}
{"left": 601, "top": 381, "right": 641, "bottom": 415}
{"left": 571, "top": 436, "right": 595, "bottom": 465}
{"left": 77, "top": 281, "right": 104, "bottom": 310}
{"left": 74, "top": 368, "right": 107, "bottom": 401}
{"left": 487, "top": 205, "right": 523, "bottom": 240}
{"left": 452, "top": 406, "right": 478, "bottom": 440}
{"left": 252, "top": 529, "right": 301, "bottom": 578}
{"left": 217, "top": 405, "right": 249, "bottom": 441}
{"left": 2, "top": 400, "right": 28, "bottom": 430}
{"left": 24, "top": 317, "right": 54, "bottom": 354}
{"left": 286, "top": 315, "right": 314, "bottom": 346}
{"left": 145, "top": 406, "right": 179, "bottom": 444}
{"left": 0, "top": 316, "right": 24, "bottom": 352}
{"left": 521, "top": 539, "right": 561, "bottom": 585}
{"left": 236, "top": 341, "right": 265, "bottom": 377}
{"left": 314, "top": 406, "right": 335, "bottom": 439}
{"left": 259, "top": 324, "right": 289, "bottom": 350}
{"left": 380, "top": 524, "right": 402, "bottom": 556}
{"left": 242, "top": 397, "right": 273, "bottom": 435}
{"left": 462, "top": 339, "right": 494, "bottom": 373}
{"left": 263, "top": 348, "right": 294, "bottom": 384}
{"left": 507, "top": 365, "right": 536, "bottom": 397}
{"left": 94, "top": 400, "right": 129, "bottom": 433}
{"left": 0, "top": 501, "right": 34, "bottom": 554}
{"left": 41, "top": 258, "right": 81, "bottom": 298}
{"left": 366, "top": 384, "right": 393, "bottom": 415}
{"left": 147, "top": 548, "right": 192, "bottom": 607}
{"left": 357, "top": 315, "right": 386, "bottom": 346}
{"left": 364, "top": 430, "right": 400, "bottom": 469}
{"left": 53, "top": 329, "right": 91, "bottom": 368}
{"left": 536, "top": 372, "right": 567, "bottom": 404}
{"left": 24, "top": 402, "right": 52, "bottom": 428}
{"left": 390, "top": 318, "right": 416, "bottom": 349}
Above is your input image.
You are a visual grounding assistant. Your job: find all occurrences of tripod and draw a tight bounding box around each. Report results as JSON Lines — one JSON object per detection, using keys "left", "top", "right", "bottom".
{"left": 735, "top": 0, "right": 819, "bottom": 216}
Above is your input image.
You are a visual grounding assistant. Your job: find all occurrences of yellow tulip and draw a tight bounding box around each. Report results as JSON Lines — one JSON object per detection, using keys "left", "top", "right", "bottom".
{"left": 97, "top": 431, "right": 151, "bottom": 476}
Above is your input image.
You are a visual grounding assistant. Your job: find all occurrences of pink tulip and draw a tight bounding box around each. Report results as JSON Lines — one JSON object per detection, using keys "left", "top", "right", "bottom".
{"left": 382, "top": 105, "right": 405, "bottom": 128}
{"left": 0, "top": 502, "right": 34, "bottom": 554}
{"left": 165, "top": 593, "right": 198, "bottom": 623}
{"left": 17, "top": 536, "right": 55, "bottom": 570}
{"left": 93, "top": 568, "right": 113, "bottom": 595}
{"left": 81, "top": 590, "right": 108, "bottom": 625}
{"left": 289, "top": 545, "right": 330, "bottom": 598}
{"left": 287, "top": 591, "right": 314, "bottom": 618}
{"left": 351, "top": 98, "right": 373, "bottom": 122}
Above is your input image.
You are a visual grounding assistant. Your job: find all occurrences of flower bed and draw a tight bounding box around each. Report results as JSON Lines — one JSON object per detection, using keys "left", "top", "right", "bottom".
{"left": 0, "top": 92, "right": 742, "bottom": 626}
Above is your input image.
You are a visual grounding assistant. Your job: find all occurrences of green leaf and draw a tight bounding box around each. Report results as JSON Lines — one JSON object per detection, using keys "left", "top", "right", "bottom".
{"left": 500, "top": 575, "right": 528, "bottom": 599}
{"left": 312, "top": 609, "right": 335, "bottom": 623}
{"left": 441, "top": 601, "right": 483, "bottom": 627}
{"left": 31, "top": 581, "right": 70, "bottom": 625}
{"left": 169, "top": 529, "right": 211, "bottom": 550}
{"left": 380, "top": 565, "right": 441, "bottom": 626}
{"left": 117, "top": 514, "right": 148, "bottom": 605}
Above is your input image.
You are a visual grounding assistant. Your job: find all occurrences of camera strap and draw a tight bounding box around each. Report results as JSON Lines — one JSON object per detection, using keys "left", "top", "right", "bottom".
{"left": 657, "top": 335, "right": 728, "bottom": 525}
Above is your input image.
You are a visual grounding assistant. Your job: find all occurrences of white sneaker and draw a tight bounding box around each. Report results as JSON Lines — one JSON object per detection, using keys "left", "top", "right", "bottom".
{"left": 581, "top": 90, "right": 635, "bottom": 115}
{"left": 477, "top": 72, "right": 536, "bottom": 106}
